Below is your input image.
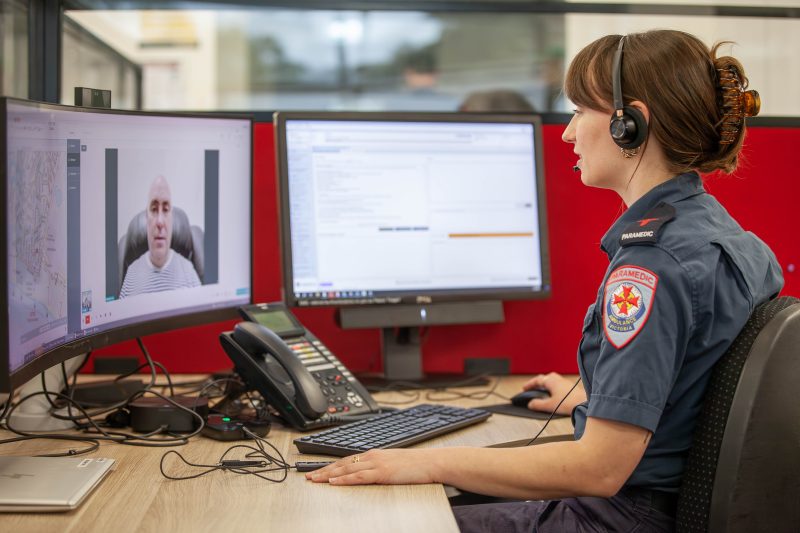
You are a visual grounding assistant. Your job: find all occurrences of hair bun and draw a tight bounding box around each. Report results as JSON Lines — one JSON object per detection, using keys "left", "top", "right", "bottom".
{"left": 717, "top": 64, "right": 759, "bottom": 145}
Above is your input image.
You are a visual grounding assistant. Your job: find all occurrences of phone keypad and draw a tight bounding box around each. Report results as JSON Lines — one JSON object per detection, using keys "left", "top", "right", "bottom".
{"left": 286, "top": 337, "right": 369, "bottom": 415}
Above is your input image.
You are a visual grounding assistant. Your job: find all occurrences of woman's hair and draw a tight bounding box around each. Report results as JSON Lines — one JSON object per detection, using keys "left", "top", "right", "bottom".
{"left": 564, "top": 30, "right": 758, "bottom": 174}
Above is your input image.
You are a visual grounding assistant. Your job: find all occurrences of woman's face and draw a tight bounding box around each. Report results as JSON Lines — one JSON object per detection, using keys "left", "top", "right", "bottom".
{"left": 562, "top": 105, "right": 624, "bottom": 191}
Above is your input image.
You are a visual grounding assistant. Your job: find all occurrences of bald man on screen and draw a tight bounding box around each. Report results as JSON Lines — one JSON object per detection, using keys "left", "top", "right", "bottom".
{"left": 120, "top": 176, "right": 200, "bottom": 298}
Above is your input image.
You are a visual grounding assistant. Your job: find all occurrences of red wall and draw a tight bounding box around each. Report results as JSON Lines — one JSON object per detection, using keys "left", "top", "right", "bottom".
{"left": 94, "top": 121, "right": 800, "bottom": 375}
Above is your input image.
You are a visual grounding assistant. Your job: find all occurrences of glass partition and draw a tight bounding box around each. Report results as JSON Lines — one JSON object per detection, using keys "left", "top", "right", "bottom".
{"left": 61, "top": 2, "right": 800, "bottom": 115}
{"left": 0, "top": 0, "right": 28, "bottom": 99}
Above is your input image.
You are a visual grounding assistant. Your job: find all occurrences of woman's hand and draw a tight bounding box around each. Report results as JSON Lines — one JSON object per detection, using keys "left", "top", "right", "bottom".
{"left": 305, "top": 448, "right": 439, "bottom": 486}
{"left": 521, "top": 372, "right": 584, "bottom": 415}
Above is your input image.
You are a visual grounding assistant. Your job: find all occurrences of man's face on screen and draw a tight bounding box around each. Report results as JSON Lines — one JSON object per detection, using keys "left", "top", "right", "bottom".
{"left": 146, "top": 176, "right": 173, "bottom": 268}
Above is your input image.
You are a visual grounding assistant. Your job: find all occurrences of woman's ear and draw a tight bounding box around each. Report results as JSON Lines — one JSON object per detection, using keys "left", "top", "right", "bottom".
{"left": 628, "top": 100, "right": 650, "bottom": 126}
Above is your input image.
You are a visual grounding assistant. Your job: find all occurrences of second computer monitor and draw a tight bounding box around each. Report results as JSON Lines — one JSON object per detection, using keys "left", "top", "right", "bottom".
{"left": 276, "top": 112, "right": 549, "bottom": 307}
{"left": 275, "top": 112, "right": 549, "bottom": 382}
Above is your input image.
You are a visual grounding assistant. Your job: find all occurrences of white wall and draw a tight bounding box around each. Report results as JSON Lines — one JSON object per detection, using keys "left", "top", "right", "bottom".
{"left": 564, "top": 13, "right": 800, "bottom": 116}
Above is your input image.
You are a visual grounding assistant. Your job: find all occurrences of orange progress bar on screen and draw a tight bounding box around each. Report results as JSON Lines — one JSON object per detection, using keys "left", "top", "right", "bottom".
{"left": 448, "top": 232, "right": 534, "bottom": 238}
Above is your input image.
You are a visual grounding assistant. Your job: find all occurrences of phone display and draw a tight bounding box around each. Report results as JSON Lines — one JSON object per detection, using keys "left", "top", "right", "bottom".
{"left": 219, "top": 302, "right": 379, "bottom": 430}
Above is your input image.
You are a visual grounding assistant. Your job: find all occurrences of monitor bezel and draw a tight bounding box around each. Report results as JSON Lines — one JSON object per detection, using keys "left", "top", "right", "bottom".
{"left": 274, "top": 110, "right": 551, "bottom": 308}
{"left": 1, "top": 97, "right": 254, "bottom": 392}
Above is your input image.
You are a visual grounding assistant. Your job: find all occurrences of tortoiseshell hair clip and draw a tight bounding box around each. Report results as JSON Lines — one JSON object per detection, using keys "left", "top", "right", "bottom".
{"left": 717, "top": 65, "right": 760, "bottom": 146}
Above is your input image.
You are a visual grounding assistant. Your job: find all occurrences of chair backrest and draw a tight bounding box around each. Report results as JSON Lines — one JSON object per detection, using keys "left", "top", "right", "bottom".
{"left": 117, "top": 206, "right": 204, "bottom": 297}
{"left": 676, "top": 295, "right": 800, "bottom": 532}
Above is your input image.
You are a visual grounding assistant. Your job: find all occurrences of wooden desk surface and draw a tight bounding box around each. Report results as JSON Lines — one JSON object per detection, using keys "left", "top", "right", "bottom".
{"left": 0, "top": 375, "right": 574, "bottom": 533}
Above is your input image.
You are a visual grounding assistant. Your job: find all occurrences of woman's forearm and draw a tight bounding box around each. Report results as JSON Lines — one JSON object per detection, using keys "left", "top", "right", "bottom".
{"left": 428, "top": 440, "right": 614, "bottom": 500}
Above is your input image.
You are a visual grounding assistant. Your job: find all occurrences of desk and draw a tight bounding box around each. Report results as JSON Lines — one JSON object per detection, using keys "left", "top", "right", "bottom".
{"left": 0, "top": 375, "right": 574, "bottom": 533}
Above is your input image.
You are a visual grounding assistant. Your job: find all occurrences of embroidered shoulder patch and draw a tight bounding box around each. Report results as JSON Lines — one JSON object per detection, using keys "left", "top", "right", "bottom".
{"left": 603, "top": 265, "right": 659, "bottom": 349}
{"left": 619, "top": 202, "right": 675, "bottom": 247}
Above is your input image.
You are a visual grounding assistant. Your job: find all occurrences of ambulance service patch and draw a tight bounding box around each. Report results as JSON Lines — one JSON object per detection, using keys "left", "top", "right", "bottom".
{"left": 603, "top": 265, "right": 658, "bottom": 349}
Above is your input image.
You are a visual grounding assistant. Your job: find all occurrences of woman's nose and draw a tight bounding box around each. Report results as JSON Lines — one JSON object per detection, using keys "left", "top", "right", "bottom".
{"left": 562, "top": 116, "right": 576, "bottom": 143}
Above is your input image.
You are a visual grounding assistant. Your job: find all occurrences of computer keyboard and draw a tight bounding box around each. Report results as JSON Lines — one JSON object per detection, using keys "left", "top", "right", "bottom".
{"left": 294, "top": 404, "right": 491, "bottom": 456}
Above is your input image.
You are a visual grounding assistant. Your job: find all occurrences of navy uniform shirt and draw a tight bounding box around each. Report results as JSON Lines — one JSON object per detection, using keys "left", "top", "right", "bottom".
{"left": 572, "top": 172, "right": 783, "bottom": 493}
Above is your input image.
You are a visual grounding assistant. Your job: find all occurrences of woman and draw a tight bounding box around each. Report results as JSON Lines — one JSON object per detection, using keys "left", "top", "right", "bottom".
{"left": 306, "top": 30, "right": 783, "bottom": 532}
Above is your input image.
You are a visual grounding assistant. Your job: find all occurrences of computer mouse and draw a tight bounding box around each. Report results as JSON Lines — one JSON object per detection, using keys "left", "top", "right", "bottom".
{"left": 510, "top": 388, "right": 550, "bottom": 407}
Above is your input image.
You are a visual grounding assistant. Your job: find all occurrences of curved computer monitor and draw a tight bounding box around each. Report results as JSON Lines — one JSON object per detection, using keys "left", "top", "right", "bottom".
{"left": 1, "top": 98, "right": 252, "bottom": 393}
{"left": 274, "top": 111, "right": 550, "bottom": 382}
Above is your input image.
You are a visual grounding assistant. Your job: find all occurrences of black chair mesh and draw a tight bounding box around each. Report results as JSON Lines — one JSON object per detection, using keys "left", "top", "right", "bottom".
{"left": 675, "top": 295, "right": 800, "bottom": 532}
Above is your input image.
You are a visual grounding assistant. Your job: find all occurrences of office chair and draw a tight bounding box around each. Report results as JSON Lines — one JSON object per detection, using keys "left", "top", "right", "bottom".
{"left": 676, "top": 295, "right": 800, "bottom": 532}
{"left": 117, "top": 206, "right": 204, "bottom": 297}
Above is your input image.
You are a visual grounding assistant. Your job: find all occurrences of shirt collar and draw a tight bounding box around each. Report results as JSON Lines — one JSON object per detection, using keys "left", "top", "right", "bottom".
{"left": 600, "top": 172, "right": 705, "bottom": 258}
{"left": 146, "top": 248, "right": 174, "bottom": 272}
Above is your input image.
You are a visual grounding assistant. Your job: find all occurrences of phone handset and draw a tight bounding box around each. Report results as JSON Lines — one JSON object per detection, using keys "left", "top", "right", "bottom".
{"left": 231, "top": 322, "right": 327, "bottom": 420}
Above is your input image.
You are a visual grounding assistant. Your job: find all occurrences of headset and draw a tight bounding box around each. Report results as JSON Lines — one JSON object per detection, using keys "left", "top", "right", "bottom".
{"left": 609, "top": 36, "right": 648, "bottom": 150}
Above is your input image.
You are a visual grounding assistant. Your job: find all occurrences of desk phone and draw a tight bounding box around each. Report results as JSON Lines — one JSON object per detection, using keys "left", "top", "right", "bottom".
{"left": 219, "top": 302, "right": 378, "bottom": 430}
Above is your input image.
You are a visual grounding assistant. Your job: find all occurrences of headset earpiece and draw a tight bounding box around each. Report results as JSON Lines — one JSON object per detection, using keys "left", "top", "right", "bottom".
{"left": 610, "top": 105, "right": 648, "bottom": 149}
{"left": 609, "top": 37, "right": 648, "bottom": 150}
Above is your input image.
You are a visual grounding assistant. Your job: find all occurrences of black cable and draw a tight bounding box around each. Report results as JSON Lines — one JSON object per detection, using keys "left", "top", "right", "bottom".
{"left": 41, "top": 337, "right": 172, "bottom": 424}
{"left": 150, "top": 362, "right": 174, "bottom": 396}
{"left": 366, "top": 373, "right": 508, "bottom": 405}
{"left": 0, "top": 434, "right": 101, "bottom": 457}
{"left": 136, "top": 337, "right": 158, "bottom": 388}
{"left": 196, "top": 377, "right": 245, "bottom": 405}
{"left": 1, "top": 340, "right": 206, "bottom": 457}
{"left": 41, "top": 371, "right": 61, "bottom": 410}
{"left": 111, "top": 347, "right": 172, "bottom": 395}
{"left": 0, "top": 385, "right": 15, "bottom": 426}
{"left": 63, "top": 354, "right": 92, "bottom": 421}
{"left": 76, "top": 388, "right": 206, "bottom": 446}
{"left": 45, "top": 339, "right": 163, "bottom": 423}
{"left": 365, "top": 388, "right": 421, "bottom": 405}
{"left": 5, "top": 386, "right": 205, "bottom": 447}
{"left": 424, "top": 375, "right": 509, "bottom": 402}
{"left": 366, "top": 372, "right": 490, "bottom": 394}
{"left": 159, "top": 427, "right": 290, "bottom": 482}
{"left": 525, "top": 377, "right": 582, "bottom": 447}
{"left": 154, "top": 377, "right": 214, "bottom": 391}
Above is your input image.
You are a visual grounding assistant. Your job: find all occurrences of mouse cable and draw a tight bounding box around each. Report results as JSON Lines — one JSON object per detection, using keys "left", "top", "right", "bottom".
{"left": 524, "top": 377, "right": 582, "bottom": 447}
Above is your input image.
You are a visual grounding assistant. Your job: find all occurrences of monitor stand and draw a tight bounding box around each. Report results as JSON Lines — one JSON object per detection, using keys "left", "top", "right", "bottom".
{"left": 356, "top": 327, "right": 489, "bottom": 391}
{"left": 339, "top": 301, "right": 504, "bottom": 391}
{"left": 5, "top": 355, "right": 85, "bottom": 432}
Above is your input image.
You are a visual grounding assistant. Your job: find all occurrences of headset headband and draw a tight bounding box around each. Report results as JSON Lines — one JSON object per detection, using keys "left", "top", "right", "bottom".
{"left": 612, "top": 37, "right": 625, "bottom": 116}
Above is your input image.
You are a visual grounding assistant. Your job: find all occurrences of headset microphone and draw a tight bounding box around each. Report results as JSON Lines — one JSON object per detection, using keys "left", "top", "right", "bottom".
{"left": 573, "top": 166, "right": 580, "bottom": 172}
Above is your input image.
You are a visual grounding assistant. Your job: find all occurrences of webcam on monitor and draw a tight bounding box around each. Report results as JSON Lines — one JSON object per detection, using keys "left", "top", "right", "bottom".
{"left": 74, "top": 86, "right": 111, "bottom": 108}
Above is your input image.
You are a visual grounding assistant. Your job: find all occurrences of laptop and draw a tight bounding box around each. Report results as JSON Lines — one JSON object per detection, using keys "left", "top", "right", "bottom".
{"left": 0, "top": 456, "right": 115, "bottom": 512}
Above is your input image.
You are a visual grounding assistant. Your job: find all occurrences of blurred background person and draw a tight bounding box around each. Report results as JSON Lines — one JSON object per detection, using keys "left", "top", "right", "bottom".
{"left": 458, "top": 89, "right": 535, "bottom": 112}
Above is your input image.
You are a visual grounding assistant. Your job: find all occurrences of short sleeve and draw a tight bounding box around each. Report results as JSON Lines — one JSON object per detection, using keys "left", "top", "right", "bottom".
{"left": 587, "top": 245, "right": 694, "bottom": 432}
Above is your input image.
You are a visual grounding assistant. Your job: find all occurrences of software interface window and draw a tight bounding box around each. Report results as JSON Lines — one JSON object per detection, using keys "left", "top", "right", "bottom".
{"left": 5, "top": 101, "right": 251, "bottom": 375}
{"left": 285, "top": 120, "right": 544, "bottom": 301}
